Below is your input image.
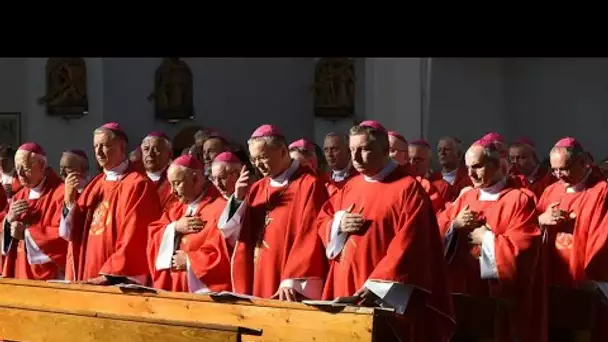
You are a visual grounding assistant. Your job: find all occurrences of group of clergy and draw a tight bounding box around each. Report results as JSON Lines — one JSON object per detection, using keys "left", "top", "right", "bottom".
{"left": 0, "top": 119, "right": 606, "bottom": 342}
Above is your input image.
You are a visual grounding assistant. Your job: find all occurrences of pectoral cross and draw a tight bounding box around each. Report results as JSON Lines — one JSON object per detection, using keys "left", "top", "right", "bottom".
{"left": 264, "top": 211, "right": 273, "bottom": 227}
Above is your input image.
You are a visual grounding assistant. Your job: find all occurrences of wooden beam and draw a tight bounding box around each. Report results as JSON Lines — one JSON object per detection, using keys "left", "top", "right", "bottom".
{"left": 0, "top": 279, "right": 386, "bottom": 342}
{"left": 0, "top": 303, "right": 253, "bottom": 342}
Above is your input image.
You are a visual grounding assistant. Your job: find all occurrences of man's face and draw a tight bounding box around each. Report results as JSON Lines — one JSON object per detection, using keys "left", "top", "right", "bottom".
{"left": 93, "top": 131, "right": 124, "bottom": 170}
{"left": 323, "top": 136, "right": 349, "bottom": 170}
{"left": 350, "top": 134, "right": 386, "bottom": 176}
{"left": 168, "top": 165, "right": 201, "bottom": 204}
{"left": 550, "top": 149, "right": 586, "bottom": 187}
{"left": 388, "top": 135, "right": 408, "bottom": 166}
{"left": 289, "top": 150, "right": 318, "bottom": 171}
{"left": 465, "top": 146, "right": 500, "bottom": 188}
{"left": 210, "top": 162, "right": 240, "bottom": 198}
{"left": 203, "top": 138, "right": 227, "bottom": 166}
{"left": 59, "top": 152, "right": 87, "bottom": 180}
{"left": 509, "top": 145, "right": 537, "bottom": 176}
{"left": 437, "top": 139, "right": 459, "bottom": 168}
{"left": 15, "top": 151, "right": 46, "bottom": 188}
{"left": 142, "top": 137, "right": 171, "bottom": 172}
{"left": 408, "top": 145, "right": 431, "bottom": 177}
{"left": 249, "top": 140, "right": 287, "bottom": 178}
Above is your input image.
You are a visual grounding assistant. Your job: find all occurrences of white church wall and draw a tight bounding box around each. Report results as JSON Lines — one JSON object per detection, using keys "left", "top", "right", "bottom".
{"left": 24, "top": 58, "right": 104, "bottom": 169}
{"left": 102, "top": 57, "right": 317, "bottom": 152}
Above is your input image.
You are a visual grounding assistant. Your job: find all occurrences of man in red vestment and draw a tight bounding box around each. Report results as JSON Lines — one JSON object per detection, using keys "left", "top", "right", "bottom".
{"left": 210, "top": 152, "right": 242, "bottom": 200}
{"left": 388, "top": 131, "right": 446, "bottom": 212}
{"left": 2, "top": 143, "right": 67, "bottom": 280}
{"left": 408, "top": 139, "right": 457, "bottom": 204}
{"left": 437, "top": 139, "right": 547, "bottom": 342}
{"left": 218, "top": 124, "right": 329, "bottom": 301}
{"left": 60, "top": 122, "right": 162, "bottom": 285}
{"left": 202, "top": 130, "right": 231, "bottom": 177}
{"left": 289, "top": 138, "right": 338, "bottom": 196}
{"left": 437, "top": 136, "right": 472, "bottom": 194}
{"left": 141, "top": 131, "right": 177, "bottom": 211}
{"left": 316, "top": 120, "right": 455, "bottom": 342}
{"left": 59, "top": 149, "right": 91, "bottom": 189}
{"left": 508, "top": 137, "right": 556, "bottom": 199}
{"left": 129, "top": 146, "right": 145, "bottom": 173}
{"left": 323, "top": 132, "right": 357, "bottom": 189}
{"left": 147, "top": 155, "right": 231, "bottom": 293}
{"left": 537, "top": 137, "right": 608, "bottom": 342}
{"left": 0, "top": 145, "right": 22, "bottom": 200}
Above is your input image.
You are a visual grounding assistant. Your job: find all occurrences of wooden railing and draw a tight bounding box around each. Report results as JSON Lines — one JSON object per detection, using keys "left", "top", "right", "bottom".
{"left": 0, "top": 279, "right": 394, "bottom": 342}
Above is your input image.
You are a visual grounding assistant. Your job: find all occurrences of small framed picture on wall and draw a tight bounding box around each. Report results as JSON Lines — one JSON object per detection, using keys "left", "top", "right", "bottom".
{"left": 0, "top": 112, "right": 21, "bottom": 148}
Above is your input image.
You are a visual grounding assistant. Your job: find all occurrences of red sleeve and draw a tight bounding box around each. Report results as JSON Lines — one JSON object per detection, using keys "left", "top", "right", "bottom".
{"left": 494, "top": 191, "right": 542, "bottom": 286}
{"left": 282, "top": 178, "right": 329, "bottom": 280}
{"left": 146, "top": 208, "right": 175, "bottom": 277}
{"left": 99, "top": 179, "right": 161, "bottom": 277}
{"left": 26, "top": 192, "right": 67, "bottom": 266}
{"left": 185, "top": 226, "right": 232, "bottom": 288}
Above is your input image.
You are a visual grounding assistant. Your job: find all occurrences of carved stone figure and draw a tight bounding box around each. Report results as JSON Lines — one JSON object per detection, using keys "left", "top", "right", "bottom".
{"left": 312, "top": 58, "right": 356, "bottom": 117}
{"left": 38, "top": 58, "right": 89, "bottom": 116}
{"left": 148, "top": 58, "right": 194, "bottom": 122}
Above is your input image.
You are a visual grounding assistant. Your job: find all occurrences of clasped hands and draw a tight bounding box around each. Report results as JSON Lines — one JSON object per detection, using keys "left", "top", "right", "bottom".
{"left": 453, "top": 205, "right": 488, "bottom": 245}
{"left": 6, "top": 199, "right": 29, "bottom": 240}
{"left": 538, "top": 202, "right": 574, "bottom": 227}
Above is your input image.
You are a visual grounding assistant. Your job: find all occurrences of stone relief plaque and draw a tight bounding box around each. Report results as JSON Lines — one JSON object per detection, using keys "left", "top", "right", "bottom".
{"left": 148, "top": 58, "right": 195, "bottom": 122}
{"left": 313, "top": 58, "right": 356, "bottom": 118}
{"left": 38, "top": 58, "right": 89, "bottom": 117}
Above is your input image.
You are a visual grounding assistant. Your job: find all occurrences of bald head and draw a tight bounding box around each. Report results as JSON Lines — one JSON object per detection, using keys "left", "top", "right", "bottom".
{"left": 323, "top": 132, "right": 350, "bottom": 170}
{"left": 437, "top": 136, "right": 462, "bottom": 171}
{"left": 15, "top": 150, "right": 47, "bottom": 188}
{"left": 167, "top": 163, "right": 206, "bottom": 204}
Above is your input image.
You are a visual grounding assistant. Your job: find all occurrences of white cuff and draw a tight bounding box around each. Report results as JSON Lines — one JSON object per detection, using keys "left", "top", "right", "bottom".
{"left": 326, "top": 210, "right": 348, "bottom": 260}
{"left": 186, "top": 255, "right": 211, "bottom": 294}
{"left": 24, "top": 229, "right": 52, "bottom": 265}
{"left": 479, "top": 230, "right": 499, "bottom": 279}
{"left": 59, "top": 205, "right": 75, "bottom": 241}
{"left": 594, "top": 282, "right": 608, "bottom": 302}
{"left": 279, "top": 277, "right": 324, "bottom": 300}
{"left": 155, "top": 222, "right": 176, "bottom": 271}
{"left": 364, "top": 280, "right": 414, "bottom": 315}
{"left": 217, "top": 195, "right": 246, "bottom": 247}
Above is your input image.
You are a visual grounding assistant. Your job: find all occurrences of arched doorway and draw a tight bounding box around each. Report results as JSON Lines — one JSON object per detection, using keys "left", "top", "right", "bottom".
{"left": 172, "top": 125, "right": 204, "bottom": 156}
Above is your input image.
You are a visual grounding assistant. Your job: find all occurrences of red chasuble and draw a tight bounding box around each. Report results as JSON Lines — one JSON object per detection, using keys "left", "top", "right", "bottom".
{"left": 231, "top": 164, "right": 329, "bottom": 298}
{"left": 416, "top": 176, "right": 446, "bottom": 213}
{"left": 152, "top": 170, "right": 178, "bottom": 211}
{"left": 65, "top": 163, "right": 162, "bottom": 282}
{"left": 428, "top": 171, "right": 458, "bottom": 204}
{"left": 2, "top": 170, "right": 67, "bottom": 280}
{"left": 317, "top": 171, "right": 339, "bottom": 197}
{"left": 437, "top": 179, "right": 547, "bottom": 342}
{"left": 536, "top": 170, "right": 608, "bottom": 340}
{"left": 147, "top": 185, "right": 231, "bottom": 292}
{"left": 317, "top": 164, "right": 455, "bottom": 342}
{"left": 523, "top": 166, "right": 557, "bottom": 199}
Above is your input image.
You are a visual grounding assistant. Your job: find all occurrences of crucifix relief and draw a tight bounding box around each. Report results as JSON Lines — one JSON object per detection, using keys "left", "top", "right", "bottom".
{"left": 148, "top": 57, "right": 195, "bottom": 122}
{"left": 312, "top": 57, "right": 356, "bottom": 118}
{"left": 38, "top": 58, "right": 89, "bottom": 117}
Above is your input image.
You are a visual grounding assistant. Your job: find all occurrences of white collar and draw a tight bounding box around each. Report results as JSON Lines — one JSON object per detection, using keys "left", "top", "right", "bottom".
{"left": 331, "top": 163, "right": 352, "bottom": 181}
{"left": 566, "top": 169, "right": 591, "bottom": 193}
{"left": 146, "top": 164, "right": 169, "bottom": 182}
{"left": 363, "top": 159, "right": 398, "bottom": 183}
{"left": 269, "top": 159, "right": 299, "bottom": 188}
{"left": 526, "top": 165, "right": 540, "bottom": 183}
{"left": 442, "top": 167, "right": 458, "bottom": 176}
{"left": 103, "top": 159, "right": 129, "bottom": 181}
{"left": 478, "top": 178, "right": 506, "bottom": 201}
{"left": 28, "top": 176, "right": 47, "bottom": 200}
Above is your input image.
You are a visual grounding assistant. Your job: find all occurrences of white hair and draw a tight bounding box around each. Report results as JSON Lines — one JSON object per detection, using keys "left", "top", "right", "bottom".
{"left": 15, "top": 150, "right": 47, "bottom": 168}
{"left": 141, "top": 136, "right": 172, "bottom": 150}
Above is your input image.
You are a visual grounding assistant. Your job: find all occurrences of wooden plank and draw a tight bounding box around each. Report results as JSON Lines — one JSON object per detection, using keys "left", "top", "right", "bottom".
{"left": 0, "top": 279, "right": 383, "bottom": 342}
{"left": 0, "top": 304, "right": 245, "bottom": 342}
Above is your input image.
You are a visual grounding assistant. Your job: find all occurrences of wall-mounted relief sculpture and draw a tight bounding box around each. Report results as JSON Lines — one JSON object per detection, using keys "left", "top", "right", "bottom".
{"left": 148, "top": 58, "right": 194, "bottom": 123}
{"left": 38, "top": 58, "right": 89, "bottom": 117}
{"left": 312, "top": 58, "right": 356, "bottom": 118}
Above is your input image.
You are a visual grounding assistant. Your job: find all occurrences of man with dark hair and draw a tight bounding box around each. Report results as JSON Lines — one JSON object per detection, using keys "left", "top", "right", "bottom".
{"left": 316, "top": 120, "right": 455, "bottom": 341}
{"left": 323, "top": 132, "right": 357, "bottom": 189}
{"left": 509, "top": 137, "right": 556, "bottom": 198}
